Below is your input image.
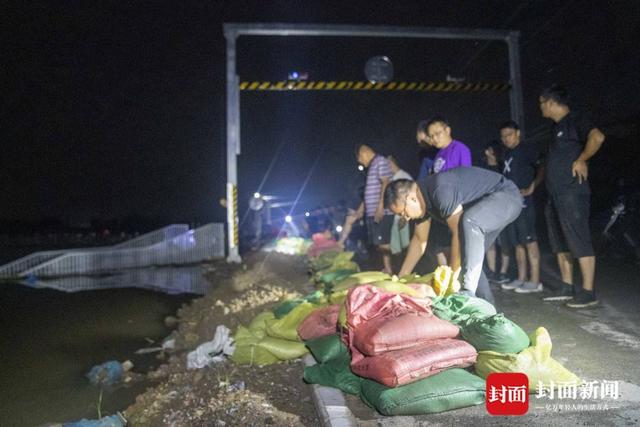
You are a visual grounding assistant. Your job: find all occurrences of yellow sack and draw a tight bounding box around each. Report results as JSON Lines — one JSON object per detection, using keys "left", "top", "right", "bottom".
{"left": 265, "top": 301, "right": 320, "bottom": 341}
{"left": 232, "top": 325, "right": 280, "bottom": 365}
{"left": 329, "top": 289, "right": 349, "bottom": 306}
{"left": 371, "top": 280, "right": 419, "bottom": 297}
{"left": 475, "top": 327, "right": 581, "bottom": 391}
{"left": 248, "top": 311, "right": 275, "bottom": 339}
{"left": 432, "top": 265, "right": 461, "bottom": 297}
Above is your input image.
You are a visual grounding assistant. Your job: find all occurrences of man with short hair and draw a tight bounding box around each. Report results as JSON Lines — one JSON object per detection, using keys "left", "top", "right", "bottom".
{"left": 539, "top": 85, "right": 605, "bottom": 308}
{"left": 498, "top": 120, "right": 545, "bottom": 293}
{"left": 386, "top": 167, "right": 523, "bottom": 304}
{"left": 339, "top": 144, "right": 394, "bottom": 273}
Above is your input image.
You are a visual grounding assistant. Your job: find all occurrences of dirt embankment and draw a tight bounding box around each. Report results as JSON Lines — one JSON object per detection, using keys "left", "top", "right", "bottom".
{"left": 124, "top": 251, "right": 321, "bottom": 426}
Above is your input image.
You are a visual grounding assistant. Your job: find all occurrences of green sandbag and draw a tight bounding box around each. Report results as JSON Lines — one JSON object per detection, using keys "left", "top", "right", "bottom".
{"left": 232, "top": 326, "right": 308, "bottom": 365}
{"left": 248, "top": 311, "right": 276, "bottom": 339}
{"left": 432, "top": 294, "right": 497, "bottom": 324}
{"left": 266, "top": 301, "right": 320, "bottom": 341}
{"left": 304, "top": 350, "right": 364, "bottom": 395}
{"left": 319, "top": 268, "right": 359, "bottom": 285}
{"left": 460, "top": 313, "right": 530, "bottom": 353}
{"left": 232, "top": 326, "right": 280, "bottom": 365}
{"left": 359, "top": 368, "right": 486, "bottom": 416}
{"left": 305, "top": 334, "right": 347, "bottom": 364}
{"left": 272, "top": 290, "right": 325, "bottom": 319}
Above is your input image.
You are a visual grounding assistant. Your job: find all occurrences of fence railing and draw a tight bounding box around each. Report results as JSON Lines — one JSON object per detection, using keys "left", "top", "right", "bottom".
{"left": 0, "top": 223, "right": 224, "bottom": 279}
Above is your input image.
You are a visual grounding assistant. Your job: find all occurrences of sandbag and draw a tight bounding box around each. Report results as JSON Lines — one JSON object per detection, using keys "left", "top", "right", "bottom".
{"left": 297, "top": 304, "right": 340, "bottom": 341}
{"left": 460, "top": 313, "right": 529, "bottom": 353}
{"left": 232, "top": 326, "right": 308, "bottom": 365}
{"left": 318, "top": 268, "right": 359, "bottom": 285}
{"left": 308, "top": 250, "right": 347, "bottom": 271}
{"left": 304, "top": 349, "right": 364, "bottom": 395}
{"left": 333, "top": 271, "right": 392, "bottom": 292}
{"left": 353, "top": 312, "right": 460, "bottom": 356}
{"left": 305, "top": 334, "right": 348, "bottom": 364}
{"left": 351, "top": 338, "right": 477, "bottom": 387}
{"left": 266, "top": 301, "right": 320, "bottom": 341}
{"left": 248, "top": 311, "right": 276, "bottom": 339}
{"left": 370, "top": 280, "right": 420, "bottom": 297}
{"left": 258, "top": 336, "right": 308, "bottom": 360}
{"left": 432, "top": 294, "right": 497, "bottom": 322}
{"left": 272, "top": 291, "right": 325, "bottom": 319}
{"left": 475, "top": 327, "right": 581, "bottom": 391}
{"left": 360, "top": 368, "right": 486, "bottom": 416}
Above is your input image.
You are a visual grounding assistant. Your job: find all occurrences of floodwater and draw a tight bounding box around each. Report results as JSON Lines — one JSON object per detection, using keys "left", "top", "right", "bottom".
{"left": 0, "top": 265, "right": 209, "bottom": 426}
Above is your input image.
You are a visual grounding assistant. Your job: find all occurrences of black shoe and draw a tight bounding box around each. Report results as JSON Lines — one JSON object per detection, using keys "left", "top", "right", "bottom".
{"left": 485, "top": 270, "right": 497, "bottom": 281}
{"left": 542, "top": 285, "right": 574, "bottom": 301}
{"left": 491, "top": 273, "right": 510, "bottom": 284}
{"left": 566, "top": 292, "right": 599, "bottom": 308}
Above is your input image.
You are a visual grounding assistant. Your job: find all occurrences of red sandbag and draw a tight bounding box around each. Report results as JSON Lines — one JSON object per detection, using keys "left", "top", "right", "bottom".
{"left": 353, "top": 312, "right": 460, "bottom": 356}
{"left": 307, "top": 234, "right": 341, "bottom": 257}
{"left": 297, "top": 304, "right": 340, "bottom": 341}
{"left": 351, "top": 338, "right": 477, "bottom": 387}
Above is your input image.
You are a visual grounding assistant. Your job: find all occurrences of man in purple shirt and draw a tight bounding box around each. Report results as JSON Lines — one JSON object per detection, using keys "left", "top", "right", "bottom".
{"left": 399, "top": 117, "right": 472, "bottom": 275}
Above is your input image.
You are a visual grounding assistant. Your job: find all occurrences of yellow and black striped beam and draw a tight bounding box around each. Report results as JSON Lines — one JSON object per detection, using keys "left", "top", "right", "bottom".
{"left": 239, "top": 80, "right": 511, "bottom": 92}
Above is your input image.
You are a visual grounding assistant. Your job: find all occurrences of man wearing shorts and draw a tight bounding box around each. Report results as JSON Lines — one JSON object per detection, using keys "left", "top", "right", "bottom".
{"left": 539, "top": 85, "right": 605, "bottom": 308}
{"left": 498, "top": 120, "right": 545, "bottom": 293}
{"left": 340, "top": 144, "right": 394, "bottom": 273}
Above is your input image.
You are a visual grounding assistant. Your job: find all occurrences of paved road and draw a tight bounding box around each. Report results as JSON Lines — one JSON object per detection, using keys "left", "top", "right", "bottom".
{"left": 337, "top": 255, "right": 640, "bottom": 426}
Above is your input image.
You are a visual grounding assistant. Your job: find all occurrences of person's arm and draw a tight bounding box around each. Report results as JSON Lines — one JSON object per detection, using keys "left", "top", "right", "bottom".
{"left": 338, "top": 202, "right": 363, "bottom": 245}
{"left": 573, "top": 128, "right": 605, "bottom": 184}
{"left": 398, "top": 219, "right": 431, "bottom": 276}
{"left": 521, "top": 165, "right": 545, "bottom": 197}
{"left": 374, "top": 176, "right": 390, "bottom": 223}
{"left": 446, "top": 205, "right": 463, "bottom": 272}
{"left": 460, "top": 144, "right": 472, "bottom": 167}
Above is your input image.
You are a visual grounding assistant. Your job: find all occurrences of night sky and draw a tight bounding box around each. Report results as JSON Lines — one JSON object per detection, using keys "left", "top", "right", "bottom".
{"left": 3, "top": 1, "right": 639, "bottom": 227}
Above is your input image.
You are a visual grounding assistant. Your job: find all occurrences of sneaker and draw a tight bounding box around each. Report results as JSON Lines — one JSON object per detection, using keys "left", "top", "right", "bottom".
{"left": 501, "top": 279, "right": 524, "bottom": 290}
{"left": 515, "top": 281, "right": 543, "bottom": 293}
{"left": 485, "top": 270, "right": 498, "bottom": 282}
{"left": 491, "top": 272, "right": 511, "bottom": 284}
{"left": 542, "top": 285, "right": 574, "bottom": 301}
{"left": 566, "top": 292, "right": 599, "bottom": 308}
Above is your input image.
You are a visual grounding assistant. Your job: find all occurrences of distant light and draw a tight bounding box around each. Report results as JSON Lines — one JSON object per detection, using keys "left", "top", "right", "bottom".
{"left": 253, "top": 192, "right": 261, "bottom": 199}
{"left": 358, "top": 165, "right": 364, "bottom": 171}
{"left": 291, "top": 71, "right": 299, "bottom": 79}
{"left": 336, "top": 225, "right": 343, "bottom": 233}
{"left": 305, "top": 212, "right": 310, "bottom": 217}
{"left": 285, "top": 215, "right": 292, "bottom": 223}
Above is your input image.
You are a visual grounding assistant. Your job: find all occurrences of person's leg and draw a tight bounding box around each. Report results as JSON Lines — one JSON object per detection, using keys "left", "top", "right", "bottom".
{"left": 515, "top": 244, "right": 527, "bottom": 282}
{"left": 578, "top": 255, "right": 595, "bottom": 291}
{"left": 436, "top": 252, "right": 448, "bottom": 266}
{"left": 377, "top": 215, "right": 395, "bottom": 274}
{"left": 486, "top": 244, "right": 497, "bottom": 273}
{"left": 527, "top": 241, "right": 541, "bottom": 284}
{"left": 556, "top": 252, "right": 573, "bottom": 284}
{"left": 378, "top": 244, "right": 393, "bottom": 274}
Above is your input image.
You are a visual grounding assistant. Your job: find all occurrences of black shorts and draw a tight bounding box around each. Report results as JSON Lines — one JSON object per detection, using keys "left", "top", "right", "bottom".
{"left": 545, "top": 192, "right": 594, "bottom": 258}
{"left": 505, "top": 203, "right": 537, "bottom": 246}
{"left": 428, "top": 220, "right": 450, "bottom": 253}
{"left": 366, "top": 215, "right": 394, "bottom": 246}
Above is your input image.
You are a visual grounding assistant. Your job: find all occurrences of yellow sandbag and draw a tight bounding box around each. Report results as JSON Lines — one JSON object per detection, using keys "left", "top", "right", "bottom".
{"left": 248, "top": 311, "right": 276, "bottom": 339}
{"left": 475, "top": 327, "right": 581, "bottom": 391}
{"left": 265, "top": 301, "right": 320, "bottom": 341}
{"left": 232, "top": 326, "right": 280, "bottom": 365}
{"left": 258, "top": 336, "right": 308, "bottom": 360}
{"left": 432, "top": 266, "right": 461, "bottom": 297}
{"left": 339, "top": 303, "right": 347, "bottom": 327}
{"left": 329, "top": 290, "right": 349, "bottom": 306}
{"left": 371, "top": 280, "right": 419, "bottom": 297}
{"left": 333, "top": 271, "right": 391, "bottom": 292}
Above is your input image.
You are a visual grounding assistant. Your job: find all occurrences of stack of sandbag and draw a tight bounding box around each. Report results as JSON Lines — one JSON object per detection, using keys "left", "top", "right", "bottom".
{"left": 345, "top": 285, "right": 477, "bottom": 387}
{"left": 303, "top": 334, "right": 364, "bottom": 395}
{"left": 233, "top": 301, "right": 323, "bottom": 365}
{"left": 274, "top": 236, "right": 312, "bottom": 255}
{"left": 307, "top": 232, "right": 342, "bottom": 257}
{"left": 297, "top": 304, "right": 340, "bottom": 341}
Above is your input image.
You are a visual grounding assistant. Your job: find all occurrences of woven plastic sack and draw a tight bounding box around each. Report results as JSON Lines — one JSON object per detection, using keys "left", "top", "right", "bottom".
{"left": 272, "top": 291, "right": 326, "bottom": 319}
{"left": 432, "top": 294, "right": 497, "bottom": 324}
{"left": 460, "top": 313, "right": 530, "bottom": 353}
{"left": 360, "top": 368, "right": 486, "bottom": 415}
{"left": 351, "top": 338, "right": 477, "bottom": 387}
{"left": 297, "top": 304, "right": 340, "bottom": 341}
{"left": 370, "top": 280, "right": 420, "bottom": 297}
{"left": 266, "top": 301, "right": 320, "bottom": 341}
{"left": 475, "top": 327, "right": 581, "bottom": 391}
{"left": 319, "top": 269, "right": 359, "bottom": 285}
{"left": 232, "top": 326, "right": 308, "bottom": 365}
{"left": 333, "top": 271, "right": 391, "bottom": 292}
{"left": 305, "top": 334, "right": 347, "bottom": 364}
{"left": 304, "top": 349, "right": 364, "bottom": 395}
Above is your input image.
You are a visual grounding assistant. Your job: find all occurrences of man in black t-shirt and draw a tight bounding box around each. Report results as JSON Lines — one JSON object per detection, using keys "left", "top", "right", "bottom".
{"left": 385, "top": 167, "right": 523, "bottom": 304}
{"left": 498, "top": 120, "right": 545, "bottom": 294}
{"left": 539, "top": 85, "right": 605, "bottom": 308}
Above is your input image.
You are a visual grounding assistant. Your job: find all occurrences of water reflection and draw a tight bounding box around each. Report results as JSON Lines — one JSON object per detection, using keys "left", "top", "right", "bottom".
{"left": 22, "top": 265, "right": 212, "bottom": 295}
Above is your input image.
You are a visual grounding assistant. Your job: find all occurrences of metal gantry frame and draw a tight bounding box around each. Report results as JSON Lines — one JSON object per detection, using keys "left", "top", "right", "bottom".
{"left": 223, "top": 23, "right": 524, "bottom": 263}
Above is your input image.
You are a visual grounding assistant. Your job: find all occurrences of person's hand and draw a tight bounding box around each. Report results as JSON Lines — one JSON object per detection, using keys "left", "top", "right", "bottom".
{"left": 520, "top": 183, "right": 535, "bottom": 197}
{"left": 374, "top": 208, "right": 384, "bottom": 223}
{"left": 572, "top": 159, "right": 588, "bottom": 184}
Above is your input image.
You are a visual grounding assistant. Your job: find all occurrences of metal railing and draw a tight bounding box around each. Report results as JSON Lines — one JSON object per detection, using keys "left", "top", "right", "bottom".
{"left": 0, "top": 223, "right": 225, "bottom": 279}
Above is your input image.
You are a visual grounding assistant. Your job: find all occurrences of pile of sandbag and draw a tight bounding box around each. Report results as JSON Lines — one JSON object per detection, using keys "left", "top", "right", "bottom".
{"left": 274, "top": 236, "right": 312, "bottom": 255}
{"left": 307, "top": 232, "right": 342, "bottom": 257}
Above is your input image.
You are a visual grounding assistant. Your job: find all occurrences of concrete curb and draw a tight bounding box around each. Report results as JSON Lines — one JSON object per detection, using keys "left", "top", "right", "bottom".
{"left": 303, "top": 354, "right": 359, "bottom": 427}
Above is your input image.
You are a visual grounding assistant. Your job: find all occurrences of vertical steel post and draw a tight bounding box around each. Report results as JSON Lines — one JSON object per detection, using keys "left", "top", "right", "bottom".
{"left": 507, "top": 31, "right": 525, "bottom": 134}
{"left": 225, "top": 30, "right": 242, "bottom": 263}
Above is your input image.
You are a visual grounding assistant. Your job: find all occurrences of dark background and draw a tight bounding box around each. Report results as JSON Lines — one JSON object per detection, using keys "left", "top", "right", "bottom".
{"left": 3, "top": 0, "right": 639, "bottom": 229}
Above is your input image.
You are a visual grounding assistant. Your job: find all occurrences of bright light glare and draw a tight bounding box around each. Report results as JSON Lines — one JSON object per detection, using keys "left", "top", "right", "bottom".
{"left": 358, "top": 165, "right": 364, "bottom": 171}
{"left": 253, "top": 192, "right": 261, "bottom": 199}
{"left": 305, "top": 212, "right": 310, "bottom": 217}
{"left": 285, "top": 215, "right": 292, "bottom": 223}
{"left": 336, "top": 225, "right": 343, "bottom": 233}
